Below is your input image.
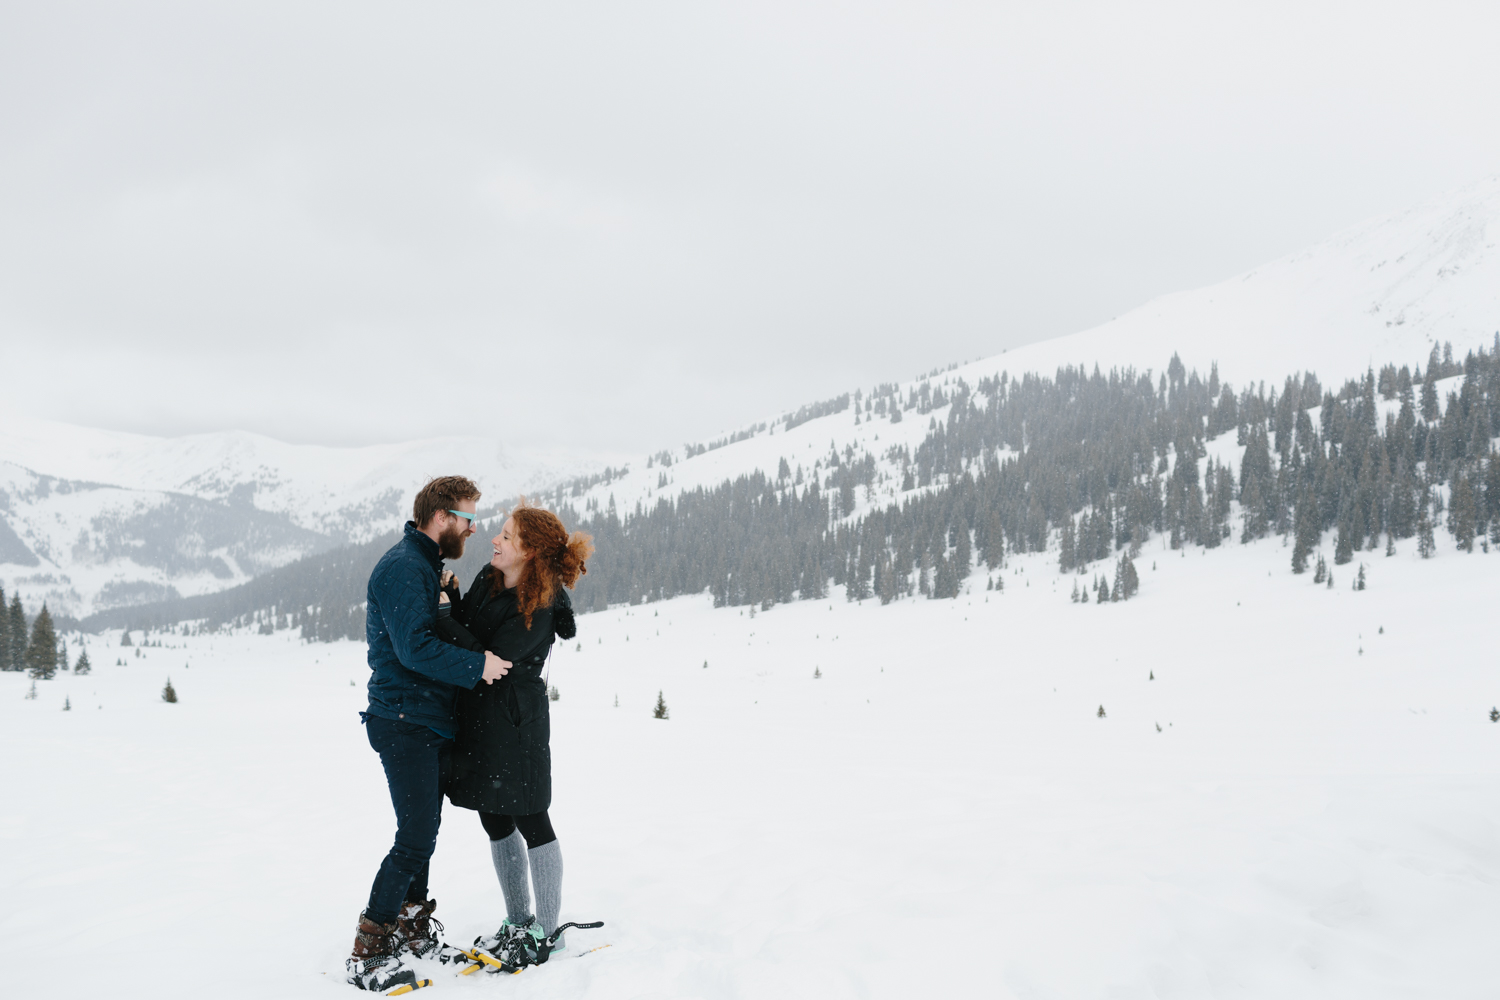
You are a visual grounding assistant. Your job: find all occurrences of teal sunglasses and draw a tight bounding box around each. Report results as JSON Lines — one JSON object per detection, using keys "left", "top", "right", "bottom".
{"left": 447, "top": 509, "right": 477, "bottom": 523}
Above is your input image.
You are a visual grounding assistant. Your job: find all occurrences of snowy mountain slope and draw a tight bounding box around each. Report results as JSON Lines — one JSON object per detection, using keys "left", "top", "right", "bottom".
{"left": 563, "top": 174, "right": 1500, "bottom": 519}
{"left": 0, "top": 461, "right": 339, "bottom": 616}
{"left": 0, "top": 416, "right": 612, "bottom": 616}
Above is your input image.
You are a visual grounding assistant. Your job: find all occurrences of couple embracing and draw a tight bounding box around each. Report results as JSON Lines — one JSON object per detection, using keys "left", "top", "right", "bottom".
{"left": 347, "top": 476, "right": 594, "bottom": 992}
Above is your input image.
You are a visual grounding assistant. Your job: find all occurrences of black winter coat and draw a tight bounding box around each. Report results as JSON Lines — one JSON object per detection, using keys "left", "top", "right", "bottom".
{"left": 435, "top": 565, "right": 576, "bottom": 816}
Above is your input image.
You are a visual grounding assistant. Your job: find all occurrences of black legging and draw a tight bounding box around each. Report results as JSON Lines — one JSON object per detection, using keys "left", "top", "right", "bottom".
{"left": 479, "top": 810, "right": 556, "bottom": 849}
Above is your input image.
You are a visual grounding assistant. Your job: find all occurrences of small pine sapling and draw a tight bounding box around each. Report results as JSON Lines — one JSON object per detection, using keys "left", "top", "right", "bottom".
{"left": 1355, "top": 564, "right": 1366, "bottom": 591}
{"left": 74, "top": 650, "right": 91, "bottom": 676}
{"left": 614, "top": 694, "right": 619, "bottom": 708}
{"left": 162, "top": 678, "right": 178, "bottom": 703}
{"left": 1490, "top": 707, "right": 1499, "bottom": 723}
{"left": 63, "top": 696, "right": 71, "bottom": 711}
{"left": 548, "top": 685, "right": 560, "bottom": 702}
{"left": 813, "top": 666, "right": 822, "bottom": 679}
{"left": 25, "top": 680, "right": 37, "bottom": 700}
{"left": 1097, "top": 705, "right": 1106, "bottom": 718}
{"left": 653, "top": 691, "right": 669, "bottom": 720}
{"left": 702, "top": 660, "right": 708, "bottom": 669}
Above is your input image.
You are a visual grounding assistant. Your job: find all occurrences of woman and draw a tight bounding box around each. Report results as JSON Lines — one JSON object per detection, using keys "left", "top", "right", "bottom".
{"left": 433, "top": 503, "right": 593, "bottom": 965}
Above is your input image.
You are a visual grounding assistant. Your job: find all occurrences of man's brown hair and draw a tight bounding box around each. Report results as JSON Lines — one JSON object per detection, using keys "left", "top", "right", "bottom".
{"left": 412, "top": 475, "right": 482, "bottom": 528}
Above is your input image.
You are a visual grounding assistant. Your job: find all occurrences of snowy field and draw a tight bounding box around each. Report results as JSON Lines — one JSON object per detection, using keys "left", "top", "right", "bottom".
{"left": 3, "top": 537, "right": 1498, "bottom": 999}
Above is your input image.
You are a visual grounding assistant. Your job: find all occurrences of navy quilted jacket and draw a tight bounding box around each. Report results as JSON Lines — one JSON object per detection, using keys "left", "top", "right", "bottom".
{"left": 364, "top": 522, "right": 485, "bottom": 730}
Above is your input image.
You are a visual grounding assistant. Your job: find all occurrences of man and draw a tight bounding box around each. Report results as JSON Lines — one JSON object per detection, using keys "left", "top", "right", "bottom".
{"left": 348, "top": 475, "right": 510, "bottom": 992}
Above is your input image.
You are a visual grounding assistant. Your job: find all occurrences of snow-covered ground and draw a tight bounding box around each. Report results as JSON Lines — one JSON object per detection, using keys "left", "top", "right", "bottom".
{"left": 4, "top": 532, "right": 1496, "bottom": 999}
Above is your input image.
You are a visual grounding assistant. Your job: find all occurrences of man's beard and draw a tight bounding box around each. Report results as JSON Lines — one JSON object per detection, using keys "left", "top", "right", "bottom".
{"left": 437, "top": 522, "right": 467, "bottom": 560}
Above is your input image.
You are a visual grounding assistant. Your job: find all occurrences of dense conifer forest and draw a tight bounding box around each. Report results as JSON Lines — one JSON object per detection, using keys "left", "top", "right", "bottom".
{"left": 74, "top": 339, "right": 1500, "bottom": 640}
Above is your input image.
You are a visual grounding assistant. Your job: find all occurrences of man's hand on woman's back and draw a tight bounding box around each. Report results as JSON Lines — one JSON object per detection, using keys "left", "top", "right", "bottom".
{"left": 483, "top": 651, "right": 511, "bottom": 685}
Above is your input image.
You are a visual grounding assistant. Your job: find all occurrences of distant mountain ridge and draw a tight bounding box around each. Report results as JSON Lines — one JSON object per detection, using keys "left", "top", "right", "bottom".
{"left": 0, "top": 418, "right": 609, "bottom": 617}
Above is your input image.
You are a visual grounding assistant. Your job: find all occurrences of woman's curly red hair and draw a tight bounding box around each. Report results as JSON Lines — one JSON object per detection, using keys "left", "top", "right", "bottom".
{"left": 497, "top": 500, "right": 594, "bottom": 629}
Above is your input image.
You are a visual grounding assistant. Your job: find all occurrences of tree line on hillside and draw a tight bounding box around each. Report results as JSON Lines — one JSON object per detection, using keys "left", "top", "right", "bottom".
{"left": 69, "top": 337, "right": 1500, "bottom": 640}
{"left": 559, "top": 337, "right": 1500, "bottom": 611}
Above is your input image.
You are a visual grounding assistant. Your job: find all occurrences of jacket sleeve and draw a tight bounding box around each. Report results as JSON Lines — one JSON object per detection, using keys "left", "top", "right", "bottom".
{"left": 376, "top": 561, "right": 485, "bottom": 686}
{"left": 441, "top": 576, "right": 463, "bottom": 616}
{"left": 434, "top": 602, "right": 484, "bottom": 653}
{"left": 487, "top": 604, "right": 557, "bottom": 666}
{"left": 553, "top": 587, "right": 577, "bottom": 641}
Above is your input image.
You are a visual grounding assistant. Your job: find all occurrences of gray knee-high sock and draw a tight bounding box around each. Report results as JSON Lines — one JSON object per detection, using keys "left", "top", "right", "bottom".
{"left": 529, "top": 840, "right": 564, "bottom": 938}
{"left": 489, "top": 830, "right": 533, "bottom": 924}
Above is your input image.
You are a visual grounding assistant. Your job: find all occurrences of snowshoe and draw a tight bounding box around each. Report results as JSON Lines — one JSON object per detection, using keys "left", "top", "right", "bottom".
{"left": 469, "top": 920, "right": 605, "bottom": 974}
{"left": 471, "top": 917, "right": 544, "bottom": 972}
{"left": 346, "top": 954, "right": 428, "bottom": 994}
{"left": 347, "top": 911, "right": 430, "bottom": 994}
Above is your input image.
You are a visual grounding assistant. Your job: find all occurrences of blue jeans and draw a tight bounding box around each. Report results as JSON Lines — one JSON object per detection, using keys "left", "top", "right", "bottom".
{"left": 365, "top": 715, "right": 453, "bottom": 925}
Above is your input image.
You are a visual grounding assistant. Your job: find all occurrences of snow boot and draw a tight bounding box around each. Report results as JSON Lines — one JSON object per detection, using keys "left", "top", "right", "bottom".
{"left": 395, "top": 898, "right": 469, "bottom": 965}
{"left": 471, "top": 919, "right": 603, "bottom": 973}
{"left": 472, "top": 917, "right": 545, "bottom": 971}
{"left": 346, "top": 912, "right": 425, "bottom": 993}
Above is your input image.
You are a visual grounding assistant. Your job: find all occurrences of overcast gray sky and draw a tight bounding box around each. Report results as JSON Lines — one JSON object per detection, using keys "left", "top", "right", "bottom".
{"left": 3, "top": 1, "right": 1498, "bottom": 452}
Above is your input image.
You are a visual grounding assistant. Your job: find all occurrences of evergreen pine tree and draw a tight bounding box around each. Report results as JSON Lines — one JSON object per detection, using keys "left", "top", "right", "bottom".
{"left": 0, "top": 584, "right": 8, "bottom": 673}
{"left": 1118, "top": 556, "right": 1140, "bottom": 599}
{"left": 1059, "top": 518, "right": 1077, "bottom": 572}
{"left": 1334, "top": 517, "right": 1354, "bottom": 565}
{"left": 75, "top": 649, "right": 92, "bottom": 675}
{"left": 8, "top": 594, "right": 25, "bottom": 671}
{"left": 1313, "top": 555, "right": 1327, "bottom": 583}
{"left": 120, "top": 630, "right": 133, "bottom": 647}
{"left": 932, "top": 554, "right": 958, "bottom": 600}
{"left": 63, "top": 696, "right": 71, "bottom": 711}
{"left": 1417, "top": 505, "right": 1436, "bottom": 558}
{"left": 954, "top": 525, "right": 971, "bottom": 583}
{"left": 25, "top": 604, "right": 58, "bottom": 680}
{"left": 1291, "top": 490, "right": 1316, "bottom": 573}
{"left": 1355, "top": 563, "right": 1367, "bottom": 591}
{"left": 1420, "top": 374, "right": 1439, "bottom": 421}
{"left": 652, "top": 690, "right": 669, "bottom": 719}
{"left": 1452, "top": 472, "right": 1477, "bottom": 552}
{"left": 876, "top": 551, "right": 897, "bottom": 606}
{"left": 162, "top": 678, "right": 177, "bottom": 703}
